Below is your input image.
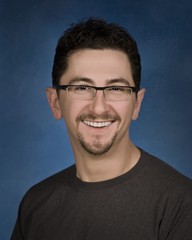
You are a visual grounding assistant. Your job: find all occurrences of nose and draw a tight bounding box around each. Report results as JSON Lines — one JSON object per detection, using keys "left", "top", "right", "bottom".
{"left": 89, "top": 90, "right": 109, "bottom": 115}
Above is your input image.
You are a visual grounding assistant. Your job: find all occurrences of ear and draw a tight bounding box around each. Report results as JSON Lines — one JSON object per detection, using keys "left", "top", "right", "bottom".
{"left": 132, "top": 88, "right": 145, "bottom": 120}
{"left": 46, "top": 88, "right": 62, "bottom": 120}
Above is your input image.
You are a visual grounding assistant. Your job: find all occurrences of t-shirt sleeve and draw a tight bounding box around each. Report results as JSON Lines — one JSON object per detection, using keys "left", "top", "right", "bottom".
{"left": 11, "top": 216, "right": 24, "bottom": 240}
{"left": 11, "top": 196, "right": 28, "bottom": 240}
{"left": 160, "top": 202, "right": 192, "bottom": 240}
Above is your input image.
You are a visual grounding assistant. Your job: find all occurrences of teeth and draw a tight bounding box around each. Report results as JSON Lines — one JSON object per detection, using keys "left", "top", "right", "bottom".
{"left": 83, "top": 120, "right": 112, "bottom": 128}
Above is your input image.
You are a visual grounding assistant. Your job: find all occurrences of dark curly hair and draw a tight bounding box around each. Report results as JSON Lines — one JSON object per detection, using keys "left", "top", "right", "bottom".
{"left": 52, "top": 18, "right": 141, "bottom": 89}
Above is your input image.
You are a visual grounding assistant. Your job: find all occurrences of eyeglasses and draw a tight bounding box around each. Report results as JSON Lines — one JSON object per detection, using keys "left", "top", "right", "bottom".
{"left": 53, "top": 84, "right": 139, "bottom": 101}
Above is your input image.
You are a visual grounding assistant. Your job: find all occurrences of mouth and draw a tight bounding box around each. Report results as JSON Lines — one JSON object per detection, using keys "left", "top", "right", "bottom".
{"left": 83, "top": 120, "right": 112, "bottom": 128}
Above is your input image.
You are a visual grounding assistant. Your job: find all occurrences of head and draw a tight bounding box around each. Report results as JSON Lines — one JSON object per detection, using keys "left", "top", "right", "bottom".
{"left": 52, "top": 18, "right": 141, "bottom": 89}
{"left": 47, "top": 18, "right": 145, "bottom": 156}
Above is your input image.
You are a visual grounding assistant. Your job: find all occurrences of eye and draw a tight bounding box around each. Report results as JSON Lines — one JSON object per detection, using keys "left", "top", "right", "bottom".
{"left": 111, "top": 86, "right": 123, "bottom": 91}
{"left": 73, "top": 85, "right": 92, "bottom": 94}
{"left": 74, "top": 85, "right": 87, "bottom": 90}
{"left": 108, "top": 86, "right": 125, "bottom": 93}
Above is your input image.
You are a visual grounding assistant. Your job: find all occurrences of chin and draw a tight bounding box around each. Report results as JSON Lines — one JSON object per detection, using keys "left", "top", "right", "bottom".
{"left": 78, "top": 134, "right": 117, "bottom": 155}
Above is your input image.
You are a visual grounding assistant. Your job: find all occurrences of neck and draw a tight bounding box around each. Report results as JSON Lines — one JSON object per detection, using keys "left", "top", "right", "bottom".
{"left": 73, "top": 140, "right": 140, "bottom": 182}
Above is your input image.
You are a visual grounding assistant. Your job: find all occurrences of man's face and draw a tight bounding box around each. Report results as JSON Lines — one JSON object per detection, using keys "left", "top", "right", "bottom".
{"left": 47, "top": 49, "right": 144, "bottom": 155}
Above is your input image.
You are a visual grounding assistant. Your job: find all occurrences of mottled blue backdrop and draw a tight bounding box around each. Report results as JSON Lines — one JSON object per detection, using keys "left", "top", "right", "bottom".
{"left": 1, "top": 0, "right": 192, "bottom": 239}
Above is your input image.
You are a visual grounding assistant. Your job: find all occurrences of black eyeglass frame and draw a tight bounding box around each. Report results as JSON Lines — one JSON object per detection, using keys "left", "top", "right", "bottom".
{"left": 53, "top": 84, "right": 139, "bottom": 93}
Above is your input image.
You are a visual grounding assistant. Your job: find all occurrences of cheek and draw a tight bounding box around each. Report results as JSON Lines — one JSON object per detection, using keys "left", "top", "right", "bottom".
{"left": 114, "top": 102, "right": 135, "bottom": 118}
{"left": 116, "top": 103, "right": 136, "bottom": 131}
{"left": 61, "top": 100, "right": 87, "bottom": 125}
{"left": 62, "top": 106, "right": 78, "bottom": 136}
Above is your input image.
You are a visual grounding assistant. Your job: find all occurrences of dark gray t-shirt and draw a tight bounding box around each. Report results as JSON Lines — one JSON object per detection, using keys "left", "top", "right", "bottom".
{"left": 11, "top": 149, "right": 192, "bottom": 240}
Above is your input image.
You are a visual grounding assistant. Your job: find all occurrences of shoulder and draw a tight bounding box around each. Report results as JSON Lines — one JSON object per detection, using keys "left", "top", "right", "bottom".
{"left": 140, "top": 149, "right": 192, "bottom": 203}
{"left": 29, "top": 164, "right": 76, "bottom": 190}
{"left": 141, "top": 149, "right": 191, "bottom": 180}
{"left": 140, "top": 151, "right": 192, "bottom": 238}
{"left": 19, "top": 165, "right": 76, "bottom": 211}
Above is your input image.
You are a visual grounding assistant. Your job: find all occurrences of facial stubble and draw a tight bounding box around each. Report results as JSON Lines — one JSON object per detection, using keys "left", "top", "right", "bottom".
{"left": 77, "top": 130, "right": 117, "bottom": 155}
{"left": 76, "top": 111, "right": 121, "bottom": 155}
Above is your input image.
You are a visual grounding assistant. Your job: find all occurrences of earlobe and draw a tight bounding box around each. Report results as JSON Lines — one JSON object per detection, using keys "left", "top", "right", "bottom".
{"left": 132, "top": 88, "right": 145, "bottom": 120}
{"left": 46, "top": 88, "right": 62, "bottom": 120}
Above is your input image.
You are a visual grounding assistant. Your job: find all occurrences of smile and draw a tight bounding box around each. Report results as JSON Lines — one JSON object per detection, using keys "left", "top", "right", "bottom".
{"left": 83, "top": 120, "right": 112, "bottom": 128}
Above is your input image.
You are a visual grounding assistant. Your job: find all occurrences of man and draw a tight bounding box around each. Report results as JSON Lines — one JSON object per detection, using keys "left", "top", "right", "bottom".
{"left": 11, "top": 18, "right": 192, "bottom": 240}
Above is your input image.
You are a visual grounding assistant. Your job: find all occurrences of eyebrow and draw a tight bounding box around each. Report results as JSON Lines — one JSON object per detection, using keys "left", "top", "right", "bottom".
{"left": 106, "top": 78, "right": 131, "bottom": 86}
{"left": 68, "top": 77, "right": 94, "bottom": 85}
{"left": 68, "top": 76, "right": 131, "bottom": 86}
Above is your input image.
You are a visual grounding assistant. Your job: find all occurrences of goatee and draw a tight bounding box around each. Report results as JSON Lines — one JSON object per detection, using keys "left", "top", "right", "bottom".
{"left": 77, "top": 131, "right": 117, "bottom": 155}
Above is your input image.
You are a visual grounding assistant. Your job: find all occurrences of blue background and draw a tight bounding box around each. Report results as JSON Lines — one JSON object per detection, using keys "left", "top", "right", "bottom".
{"left": 1, "top": 0, "right": 192, "bottom": 238}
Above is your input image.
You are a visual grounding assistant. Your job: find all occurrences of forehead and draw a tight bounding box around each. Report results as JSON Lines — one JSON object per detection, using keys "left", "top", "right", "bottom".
{"left": 60, "top": 49, "right": 134, "bottom": 86}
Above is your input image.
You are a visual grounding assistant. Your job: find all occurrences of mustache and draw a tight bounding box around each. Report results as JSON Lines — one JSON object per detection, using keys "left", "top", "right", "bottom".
{"left": 77, "top": 112, "right": 120, "bottom": 121}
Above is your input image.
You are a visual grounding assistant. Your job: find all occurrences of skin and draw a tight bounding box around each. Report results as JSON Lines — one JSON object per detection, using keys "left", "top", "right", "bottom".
{"left": 46, "top": 49, "right": 145, "bottom": 182}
